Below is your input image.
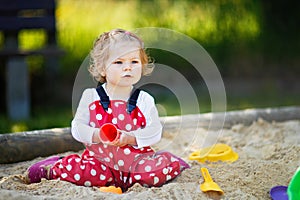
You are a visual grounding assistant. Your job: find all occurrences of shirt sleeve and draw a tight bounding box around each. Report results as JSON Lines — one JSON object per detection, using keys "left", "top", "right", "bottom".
{"left": 130, "top": 91, "right": 162, "bottom": 148}
{"left": 71, "top": 88, "right": 99, "bottom": 144}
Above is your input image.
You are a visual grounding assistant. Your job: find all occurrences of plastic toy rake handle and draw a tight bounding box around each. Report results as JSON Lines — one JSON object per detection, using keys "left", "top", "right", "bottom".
{"left": 201, "top": 167, "right": 213, "bottom": 182}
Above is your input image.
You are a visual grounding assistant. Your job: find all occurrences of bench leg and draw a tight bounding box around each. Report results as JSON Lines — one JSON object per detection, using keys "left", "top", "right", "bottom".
{"left": 44, "top": 57, "right": 61, "bottom": 104}
{"left": 6, "top": 57, "right": 30, "bottom": 120}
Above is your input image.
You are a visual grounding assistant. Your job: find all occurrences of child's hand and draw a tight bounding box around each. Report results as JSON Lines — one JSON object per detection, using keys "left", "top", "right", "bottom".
{"left": 110, "top": 132, "right": 137, "bottom": 147}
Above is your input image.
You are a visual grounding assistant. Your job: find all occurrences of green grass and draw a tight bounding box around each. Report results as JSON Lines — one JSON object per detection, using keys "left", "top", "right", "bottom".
{"left": 13, "top": 0, "right": 262, "bottom": 76}
{"left": 226, "top": 95, "right": 300, "bottom": 112}
{"left": 0, "top": 1, "right": 298, "bottom": 134}
{"left": 0, "top": 107, "right": 73, "bottom": 134}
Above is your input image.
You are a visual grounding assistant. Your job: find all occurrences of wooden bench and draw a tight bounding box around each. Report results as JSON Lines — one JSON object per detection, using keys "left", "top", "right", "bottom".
{"left": 0, "top": 0, "right": 64, "bottom": 120}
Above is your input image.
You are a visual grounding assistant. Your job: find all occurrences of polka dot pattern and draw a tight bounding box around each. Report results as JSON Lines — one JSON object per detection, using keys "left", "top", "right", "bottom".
{"left": 134, "top": 175, "right": 141, "bottom": 180}
{"left": 66, "top": 164, "right": 72, "bottom": 171}
{"left": 96, "top": 114, "right": 102, "bottom": 120}
{"left": 89, "top": 151, "right": 95, "bottom": 156}
{"left": 107, "top": 108, "right": 112, "bottom": 114}
{"left": 162, "top": 168, "right": 168, "bottom": 175}
{"left": 124, "top": 148, "right": 131, "bottom": 155}
{"left": 50, "top": 92, "right": 184, "bottom": 189}
{"left": 125, "top": 124, "right": 132, "bottom": 131}
{"left": 100, "top": 174, "right": 106, "bottom": 180}
{"left": 90, "top": 104, "right": 96, "bottom": 110}
{"left": 118, "top": 160, "right": 124, "bottom": 166}
{"left": 166, "top": 175, "right": 172, "bottom": 181}
{"left": 52, "top": 143, "right": 181, "bottom": 189}
{"left": 109, "top": 152, "right": 113, "bottom": 158}
{"left": 74, "top": 174, "right": 80, "bottom": 181}
{"left": 112, "top": 118, "right": 117, "bottom": 124}
{"left": 61, "top": 173, "right": 67, "bottom": 179}
{"left": 133, "top": 118, "right": 137, "bottom": 125}
{"left": 118, "top": 114, "right": 125, "bottom": 120}
{"left": 84, "top": 181, "right": 91, "bottom": 187}
{"left": 90, "top": 169, "right": 97, "bottom": 176}
{"left": 88, "top": 99, "right": 146, "bottom": 134}
{"left": 89, "top": 122, "right": 95, "bottom": 127}
{"left": 139, "top": 160, "right": 145, "bottom": 165}
{"left": 101, "top": 165, "right": 106, "bottom": 171}
{"left": 145, "top": 166, "right": 152, "bottom": 172}
{"left": 51, "top": 152, "right": 114, "bottom": 187}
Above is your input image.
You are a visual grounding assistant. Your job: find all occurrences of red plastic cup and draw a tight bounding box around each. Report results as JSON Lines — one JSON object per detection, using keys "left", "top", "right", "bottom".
{"left": 99, "top": 123, "right": 120, "bottom": 143}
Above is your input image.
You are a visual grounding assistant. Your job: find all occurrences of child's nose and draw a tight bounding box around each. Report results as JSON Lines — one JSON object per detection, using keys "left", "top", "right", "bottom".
{"left": 123, "top": 64, "right": 132, "bottom": 71}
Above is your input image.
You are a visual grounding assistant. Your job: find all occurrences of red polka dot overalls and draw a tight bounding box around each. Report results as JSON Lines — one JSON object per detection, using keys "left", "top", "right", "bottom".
{"left": 51, "top": 86, "right": 181, "bottom": 191}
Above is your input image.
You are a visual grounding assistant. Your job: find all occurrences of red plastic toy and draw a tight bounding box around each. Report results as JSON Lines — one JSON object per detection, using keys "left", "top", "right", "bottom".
{"left": 99, "top": 123, "right": 120, "bottom": 143}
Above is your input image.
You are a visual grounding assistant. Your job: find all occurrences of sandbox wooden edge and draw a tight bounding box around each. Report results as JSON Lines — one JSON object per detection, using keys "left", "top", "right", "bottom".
{"left": 1, "top": 106, "right": 299, "bottom": 164}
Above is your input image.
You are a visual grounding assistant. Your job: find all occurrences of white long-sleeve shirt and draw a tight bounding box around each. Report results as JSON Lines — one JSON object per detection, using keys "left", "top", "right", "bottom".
{"left": 71, "top": 86, "right": 162, "bottom": 148}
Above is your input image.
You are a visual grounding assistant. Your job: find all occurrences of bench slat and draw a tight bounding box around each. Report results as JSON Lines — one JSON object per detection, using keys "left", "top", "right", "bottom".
{"left": 0, "top": 17, "right": 55, "bottom": 31}
{"left": 0, "top": 47, "right": 65, "bottom": 57}
{"left": 0, "top": 0, "right": 55, "bottom": 10}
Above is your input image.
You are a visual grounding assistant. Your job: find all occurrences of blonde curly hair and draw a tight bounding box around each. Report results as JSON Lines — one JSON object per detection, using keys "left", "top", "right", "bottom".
{"left": 89, "top": 29, "right": 154, "bottom": 83}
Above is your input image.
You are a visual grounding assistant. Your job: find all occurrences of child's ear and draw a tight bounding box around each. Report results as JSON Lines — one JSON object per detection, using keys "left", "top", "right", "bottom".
{"left": 100, "top": 70, "right": 106, "bottom": 77}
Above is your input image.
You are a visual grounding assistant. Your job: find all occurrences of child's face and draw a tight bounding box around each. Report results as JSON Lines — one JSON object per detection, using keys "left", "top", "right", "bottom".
{"left": 103, "top": 42, "right": 142, "bottom": 88}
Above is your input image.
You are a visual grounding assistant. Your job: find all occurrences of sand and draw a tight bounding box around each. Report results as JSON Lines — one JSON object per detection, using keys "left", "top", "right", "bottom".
{"left": 0, "top": 118, "right": 299, "bottom": 200}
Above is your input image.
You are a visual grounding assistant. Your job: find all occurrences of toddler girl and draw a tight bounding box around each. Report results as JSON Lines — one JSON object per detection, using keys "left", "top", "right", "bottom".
{"left": 25, "top": 29, "right": 189, "bottom": 191}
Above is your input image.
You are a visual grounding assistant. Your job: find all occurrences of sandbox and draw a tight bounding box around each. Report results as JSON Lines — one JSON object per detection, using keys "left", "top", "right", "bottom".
{"left": 0, "top": 106, "right": 299, "bottom": 199}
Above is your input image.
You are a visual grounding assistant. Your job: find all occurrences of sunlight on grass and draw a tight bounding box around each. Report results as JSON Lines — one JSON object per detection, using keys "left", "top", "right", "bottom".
{"left": 11, "top": 123, "right": 28, "bottom": 133}
{"left": 56, "top": 0, "right": 135, "bottom": 59}
{"left": 134, "top": 0, "right": 260, "bottom": 44}
{"left": 0, "top": 107, "right": 73, "bottom": 134}
{"left": 15, "top": 0, "right": 261, "bottom": 74}
{"left": 19, "top": 30, "right": 46, "bottom": 50}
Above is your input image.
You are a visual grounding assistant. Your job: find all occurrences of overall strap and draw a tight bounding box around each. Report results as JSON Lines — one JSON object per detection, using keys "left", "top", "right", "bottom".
{"left": 127, "top": 88, "right": 141, "bottom": 114}
{"left": 96, "top": 85, "right": 110, "bottom": 111}
{"left": 96, "top": 85, "right": 141, "bottom": 113}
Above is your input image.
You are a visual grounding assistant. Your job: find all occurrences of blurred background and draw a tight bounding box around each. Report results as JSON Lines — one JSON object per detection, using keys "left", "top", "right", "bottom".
{"left": 0, "top": 0, "right": 299, "bottom": 133}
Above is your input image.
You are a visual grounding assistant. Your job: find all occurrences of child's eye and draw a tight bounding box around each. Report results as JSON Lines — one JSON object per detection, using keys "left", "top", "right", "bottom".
{"left": 132, "top": 60, "right": 140, "bottom": 64}
{"left": 113, "top": 61, "right": 123, "bottom": 64}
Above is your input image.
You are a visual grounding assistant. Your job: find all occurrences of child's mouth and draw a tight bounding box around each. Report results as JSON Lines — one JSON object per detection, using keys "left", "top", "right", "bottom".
{"left": 122, "top": 74, "right": 132, "bottom": 78}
